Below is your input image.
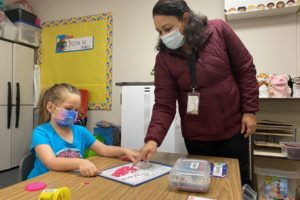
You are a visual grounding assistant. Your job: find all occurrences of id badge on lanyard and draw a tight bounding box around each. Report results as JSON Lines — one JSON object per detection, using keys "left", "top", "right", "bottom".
{"left": 187, "top": 89, "right": 200, "bottom": 115}
{"left": 186, "top": 49, "right": 200, "bottom": 115}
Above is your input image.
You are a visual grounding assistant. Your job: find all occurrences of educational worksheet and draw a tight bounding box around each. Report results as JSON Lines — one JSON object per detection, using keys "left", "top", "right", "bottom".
{"left": 98, "top": 161, "right": 172, "bottom": 187}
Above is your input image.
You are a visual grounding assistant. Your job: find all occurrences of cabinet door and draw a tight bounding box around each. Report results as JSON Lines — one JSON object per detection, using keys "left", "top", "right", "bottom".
{"left": 0, "top": 106, "right": 12, "bottom": 171}
{"left": 12, "top": 43, "right": 34, "bottom": 105}
{"left": 0, "top": 40, "right": 13, "bottom": 105}
{"left": 11, "top": 105, "right": 33, "bottom": 167}
{"left": 121, "top": 85, "right": 187, "bottom": 153}
{"left": 148, "top": 87, "right": 187, "bottom": 153}
{"left": 121, "top": 86, "right": 148, "bottom": 150}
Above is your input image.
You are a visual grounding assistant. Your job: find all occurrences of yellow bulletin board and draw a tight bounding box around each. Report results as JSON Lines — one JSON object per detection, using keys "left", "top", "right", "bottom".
{"left": 38, "top": 13, "right": 113, "bottom": 110}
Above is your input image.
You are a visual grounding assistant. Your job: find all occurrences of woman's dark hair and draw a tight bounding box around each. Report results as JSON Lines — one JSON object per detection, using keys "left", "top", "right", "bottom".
{"left": 153, "top": 0, "right": 208, "bottom": 51}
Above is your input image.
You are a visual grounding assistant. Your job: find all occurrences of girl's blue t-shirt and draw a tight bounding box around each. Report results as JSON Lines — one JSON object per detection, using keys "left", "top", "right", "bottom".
{"left": 27, "top": 122, "right": 96, "bottom": 179}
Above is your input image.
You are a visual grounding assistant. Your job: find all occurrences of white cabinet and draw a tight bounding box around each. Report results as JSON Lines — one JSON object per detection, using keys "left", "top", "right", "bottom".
{"left": 0, "top": 39, "right": 34, "bottom": 171}
{"left": 120, "top": 84, "right": 187, "bottom": 154}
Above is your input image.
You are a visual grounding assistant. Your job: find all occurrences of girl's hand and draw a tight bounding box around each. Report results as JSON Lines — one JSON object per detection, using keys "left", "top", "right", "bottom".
{"left": 123, "top": 148, "right": 141, "bottom": 166}
{"left": 78, "top": 159, "right": 99, "bottom": 177}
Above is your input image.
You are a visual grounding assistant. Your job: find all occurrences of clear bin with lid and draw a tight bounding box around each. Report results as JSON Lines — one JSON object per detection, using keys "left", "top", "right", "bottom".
{"left": 243, "top": 184, "right": 257, "bottom": 200}
{"left": 280, "top": 142, "right": 300, "bottom": 160}
{"left": 255, "top": 160, "right": 300, "bottom": 200}
{"left": 15, "top": 22, "right": 40, "bottom": 47}
{"left": 169, "top": 158, "right": 210, "bottom": 192}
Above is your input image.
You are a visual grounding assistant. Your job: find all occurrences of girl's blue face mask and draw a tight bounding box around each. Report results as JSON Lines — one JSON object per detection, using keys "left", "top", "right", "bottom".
{"left": 54, "top": 106, "right": 78, "bottom": 127}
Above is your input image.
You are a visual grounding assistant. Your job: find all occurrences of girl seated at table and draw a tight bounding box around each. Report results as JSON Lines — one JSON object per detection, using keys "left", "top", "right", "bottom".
{"left": 27, "top": 83, "right": 140, "bottom": 179}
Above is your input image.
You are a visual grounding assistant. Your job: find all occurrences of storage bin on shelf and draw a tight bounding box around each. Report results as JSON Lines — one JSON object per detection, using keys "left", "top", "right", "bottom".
{"left": 4, "top": 9, "right": 36, "bottom": 25}
{"left": 280, "top": 142, "right": 300, "bottom": 160}
{"left": 15, "top": 22, "right": 40, "bottom": 47}
{"left": 93, "top": 125, "right": 121, "bottom": 146}
{"left": 0, "top": 10, "right": 4, "bottom": 22}
{"left": 243, "top": 184, "right": 257, "bottom": 200}
{"left": 85, "top": 124, "right": 121, "bottom": 158}
{"left": 255, "top": 160, "right": 300, "bottom": 200}
{"left": 169, "top": 158, "right": 210, "bottom": 192}
{"left": 0, "top": 21, "right": 17, "bottom": 40}
{"left": 0, "top": 11, "right": 18, "bottom": 40}
{"left": 0, "top": 0, "right": 4, "bottom": 10}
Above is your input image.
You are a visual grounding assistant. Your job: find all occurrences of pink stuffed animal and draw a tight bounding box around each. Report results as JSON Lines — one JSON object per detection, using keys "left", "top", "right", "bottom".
{"left": 268, "top": 75, "right": 291, "bottom": 98}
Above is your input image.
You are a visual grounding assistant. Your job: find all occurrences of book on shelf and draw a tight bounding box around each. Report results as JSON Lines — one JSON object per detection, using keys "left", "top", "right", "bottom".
{"left": 257, "top": 120, "right": 294, "bottom": 127}
{"left": 257, "top": 120, "right": 295, "bottom": 134}
{"left": 253, "top": 147, "right": 284, "bottom": 158}
{"left": 254, "top": 140, "right": 281, "bottom": 148}
{"left": 255, "top": 132, "right": 295, "bottom": 137}
{"left": 253, "top": 120, "right": 297, "bottom": 158}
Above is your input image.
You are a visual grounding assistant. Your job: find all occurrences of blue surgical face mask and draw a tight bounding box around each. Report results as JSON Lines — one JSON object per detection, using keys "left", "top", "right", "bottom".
{"left": 160, "top": 23, "right": 185, "bottom": 50}
{"left": 54, "top": 106, "right": 78, "bottom": 128}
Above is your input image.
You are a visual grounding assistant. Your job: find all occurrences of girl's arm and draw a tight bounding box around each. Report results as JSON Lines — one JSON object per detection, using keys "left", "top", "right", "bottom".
{"left": 89, "top": 140, "right": 141, "bottom": 165}
{"left": 35, "top": 144, "right": 98, "bottom": 176}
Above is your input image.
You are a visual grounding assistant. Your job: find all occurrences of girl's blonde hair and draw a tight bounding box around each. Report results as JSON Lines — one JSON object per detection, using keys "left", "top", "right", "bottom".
{"left": 37, "top": 83, "right": 81, "bottom": 125}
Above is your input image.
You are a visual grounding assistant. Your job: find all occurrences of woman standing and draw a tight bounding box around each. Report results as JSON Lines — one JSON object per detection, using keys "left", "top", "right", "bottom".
{"left": 140, "top": 0, "right": 259, "bottom": 186}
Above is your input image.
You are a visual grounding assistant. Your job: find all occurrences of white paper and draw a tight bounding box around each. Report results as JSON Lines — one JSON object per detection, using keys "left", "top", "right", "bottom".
{"left": 99, "top": 161, "right": 172, "bottom": 186}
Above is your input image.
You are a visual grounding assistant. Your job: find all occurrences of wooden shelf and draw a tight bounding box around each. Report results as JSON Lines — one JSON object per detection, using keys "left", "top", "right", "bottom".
{"left": 0, "top": 37, "right": 38, "bottom": 49}
{"left": 254, "top": 140, "right": 281, "bottom": 148}
{"left": 259, "top": 97, "right": 300, "bottom": 100}
{"left": 253, "top": 149, "right": 285, "bottom": 158}
{"left": 225, "top": 4, "right": 300, "bottom": 21}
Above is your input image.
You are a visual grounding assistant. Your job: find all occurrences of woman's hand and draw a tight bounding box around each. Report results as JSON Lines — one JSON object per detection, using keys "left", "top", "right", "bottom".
{"left": 78, "top": 159, "right": 99, "bottom": 177}
{"left": 123, "top": 148, "right": 141, "bottom": 166}
{"left": 241, "top": 113, "right": 257, "bottom": 138}
{"left": 140, "top": 140, "right": 158, "bottom": 162}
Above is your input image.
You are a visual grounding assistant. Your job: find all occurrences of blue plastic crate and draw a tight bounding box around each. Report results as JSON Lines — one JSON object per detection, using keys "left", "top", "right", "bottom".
{"left": 94, "top": 127, "right": 115, "bottom": 145}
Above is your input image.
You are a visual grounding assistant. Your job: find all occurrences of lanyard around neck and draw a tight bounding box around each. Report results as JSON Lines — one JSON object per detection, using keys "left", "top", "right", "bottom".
{"left": 187, "top": 50, "right": 197, "bottom": 92}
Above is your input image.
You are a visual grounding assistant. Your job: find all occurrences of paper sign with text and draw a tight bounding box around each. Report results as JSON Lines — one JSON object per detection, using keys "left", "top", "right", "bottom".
{"left": 56, "top": 35, "right": 94, "bottom": 53}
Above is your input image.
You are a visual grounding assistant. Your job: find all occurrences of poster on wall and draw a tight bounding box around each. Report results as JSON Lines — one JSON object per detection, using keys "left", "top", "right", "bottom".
{"left": 39, "top": 13, "right": 113, "bottom": 110}
{"left": 56, "top": 35, "right": 94, "bottom": 53}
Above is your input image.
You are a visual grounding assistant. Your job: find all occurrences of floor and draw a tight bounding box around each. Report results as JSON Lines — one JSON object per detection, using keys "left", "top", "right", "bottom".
{"left": 0, "top": 167, "right": 19, "bottom": 189}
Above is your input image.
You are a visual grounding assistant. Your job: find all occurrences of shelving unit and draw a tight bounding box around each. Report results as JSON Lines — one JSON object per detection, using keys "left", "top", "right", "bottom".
{"left": 253, "top": 120, "right": 296, "bottom": 158}
{"left": 248, "top": 97, "right": 300, "bottom": 184}
{"left": 225, "top": 4, "right": 300, "bottom": 21}
{"left": 259, "top": 97, "right": 300, "bottom": 100}
{"left": 0, "top": 36, "right": 38, "bottom": 49}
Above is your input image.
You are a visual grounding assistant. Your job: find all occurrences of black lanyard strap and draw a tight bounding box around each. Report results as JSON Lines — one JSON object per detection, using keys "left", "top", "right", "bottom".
{"left": 187, "top": 50, "right": 197, "bottom": 92}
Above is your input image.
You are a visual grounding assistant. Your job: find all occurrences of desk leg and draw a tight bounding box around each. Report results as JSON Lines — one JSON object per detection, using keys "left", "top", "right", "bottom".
{"left": 250, "top": 135, "right": 255, "bottom": 190}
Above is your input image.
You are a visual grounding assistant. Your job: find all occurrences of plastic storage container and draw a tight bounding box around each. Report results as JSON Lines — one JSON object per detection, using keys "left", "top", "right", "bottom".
{"left": 5, "top": 3, "right": 32, "bottom": 13}
{"left": 0, "top": 10, "right": 4, "bottom": 37}
{"left": 1, "top": 21, "right": 17, "bottom": 40}
{"left": 93, "top": 126, "right": 121, "bottom": 146}
{"left": 15, "top": 22, "right": 40, "bottom": 46}
{"left": 243, "top": 184, "right": 257, "bottom": 200}
{"left": 0, "top": 10, "right": 4, "bottom": 21}
{"left": 169, "top": 158, "right": 210, "bottom": 192}
{"left": 0, "top": 0, "right": 3, "bottom": 10}
{"left": 255, "top": 160, "right": 300, "bottom": 200}
{"left": 281, "top": 142, "right": 300, "bottom": 160}
{"left": 4, "top": 9, "right": 36, "bottom": 25}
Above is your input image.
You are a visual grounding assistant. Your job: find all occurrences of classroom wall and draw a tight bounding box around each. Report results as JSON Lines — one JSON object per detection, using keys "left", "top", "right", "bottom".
{"left": 229, "top": 15, "right": 299, "bottom": 77}
{"left": 225, "top": 6, "right": 300, "bottom": 148}
{"left": 10, "top": 0, "right": 299, "bottom": 139}
{"left": 298, "top": 10, "right": 300, "bottom": 76}
{"left": 25, "top": 0, "right": 225, "bottom": 131}
{"left": 228, "top": 12, "right": 300, "bottom": 142}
